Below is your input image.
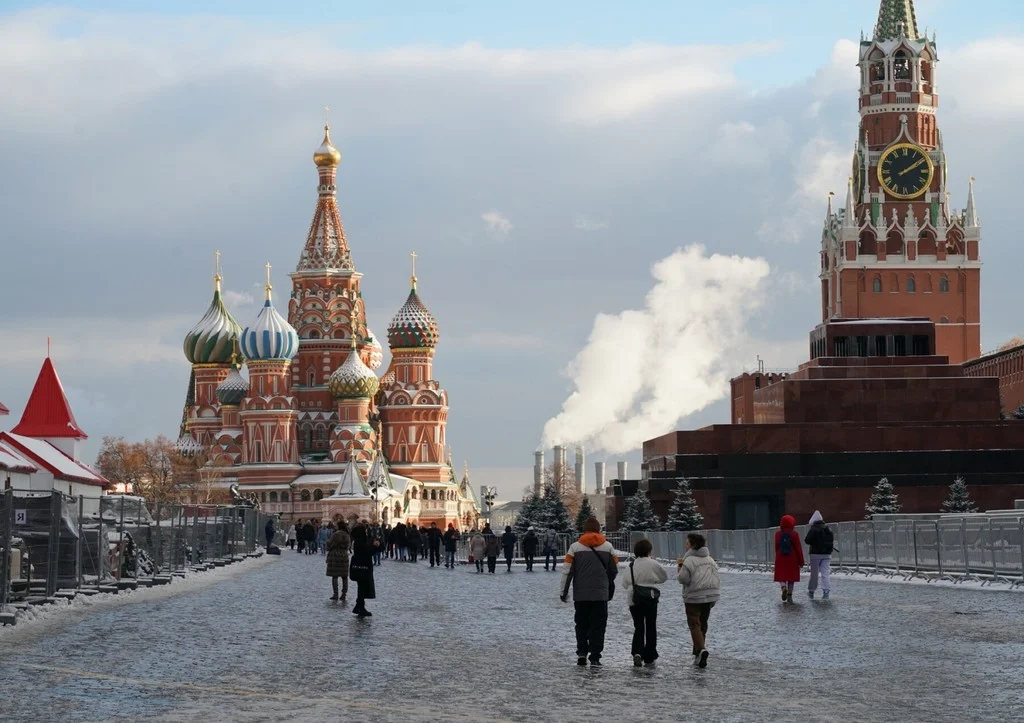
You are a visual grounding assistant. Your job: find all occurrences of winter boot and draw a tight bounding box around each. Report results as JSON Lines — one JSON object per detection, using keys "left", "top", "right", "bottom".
{"left": 632, "top": 654, "right": 643, "bottom": 668}
{"left": 576, "top": 657, "right": 587, "bottom": 667}
{"left": 780, "top": 587, "right": 789, "bottom": 602}
{"left": 823, "top": 590, "right": 830, "bottom": 600}
{"left": 698, "top": 650, "right": 709, "bottom": 669}
{"left": 808, "top": 590, "right": 814, "bottom": 599}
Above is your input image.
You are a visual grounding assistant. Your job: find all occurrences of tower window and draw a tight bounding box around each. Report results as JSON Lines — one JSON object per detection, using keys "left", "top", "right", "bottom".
{"left": 872, "top": 276, "right": 882, "bottom": 293}
{"left": 270, "top": 491, "right": 278, "bottom": 502}
{"left": 308, "top": 371, "right": 315, "bottom": 386}
{"left": 309, "top": 329, "right": 320, "bottom": 339}
{"left": 313, "top": 488, "right": 323, "bottom": 501}
{"left": 894, "top": 51, "right": 911, "bottom": 80}
{"left": 939, "top": 276, "right": 950, "bottom": 293}
{"left": 907, "top": 277, "right": 916, "bottom": 293}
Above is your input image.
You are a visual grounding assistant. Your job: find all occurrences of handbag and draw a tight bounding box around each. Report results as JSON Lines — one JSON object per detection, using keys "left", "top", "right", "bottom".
{"left": 349, "top": 561, "right": 371, "bottom": 582}
{"left": 587, "top": 545, "right": 616, "bottom": 600}
{"left": 468, "top": 554, "right": 475, "bottom": 563}
{"left": 630, "top": 561, "right": 660, "bottom": 602}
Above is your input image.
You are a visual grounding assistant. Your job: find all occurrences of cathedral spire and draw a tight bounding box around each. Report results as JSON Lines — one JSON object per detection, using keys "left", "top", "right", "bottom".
{"left": 875, "top": 0, "right": 920, "bottom": 41}
{"left": 842, "top": 177, "right": 856, "bottom": 228}
{"left": 296, "top": 123, "right": 353, "bottom": 273}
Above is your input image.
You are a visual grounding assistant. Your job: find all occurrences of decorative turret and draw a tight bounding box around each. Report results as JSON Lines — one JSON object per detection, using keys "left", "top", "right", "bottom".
{"left": 216, "top": 347, "right": 249, "bottom": 406}
{"left": 964, "top": 177, "right": 979, "bottom": 229}
{"left": 387, "top": 253, "right": 440, "bottom": 350}
{"left": 183, "top": 252, "right": 241, "bottom": 365}
{"left": 241, "top": 264, "right": 299, "bottom": 362}
{"left": 329, "top": 313, "right": 380, "bottom": 400}
{"left": 296, "top": 119, "right": 353, "bottom": 272}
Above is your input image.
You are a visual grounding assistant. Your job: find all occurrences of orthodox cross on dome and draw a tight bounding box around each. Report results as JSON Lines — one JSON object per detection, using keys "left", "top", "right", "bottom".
{"left": 324, "top": 104, "right": 330, "bottom": 127}
{"left": 875, "top": 0, "right": 919, "bottom": 41}
{"left": 215, "top": 250, "right": 223, "bottom": 291}
{"left": 264, "top": 262, "right": 273, "bottom": 299}
{"left": 410, "top": 251, "right": 418, "bottom": 290}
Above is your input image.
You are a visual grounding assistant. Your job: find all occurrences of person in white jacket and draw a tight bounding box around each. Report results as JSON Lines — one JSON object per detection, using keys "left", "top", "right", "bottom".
{"left": 677, "top": 533, "right": 721, "bottom": 669}
{"left": 622, "top": 538, "right": 668, "bottom": 667}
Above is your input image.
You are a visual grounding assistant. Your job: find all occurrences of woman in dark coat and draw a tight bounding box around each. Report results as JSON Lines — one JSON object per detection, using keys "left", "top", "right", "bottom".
{"left": 326, "top": 521, "right": 351, "bottom": 601}
{"left": 500, "top": 525, "right": 517, "bottom": 572}
{"left": 482, "top": 524, "right": 501, "bottom": 574}
{"left": 350, "top": 522, "right": 376, "bottom": 617}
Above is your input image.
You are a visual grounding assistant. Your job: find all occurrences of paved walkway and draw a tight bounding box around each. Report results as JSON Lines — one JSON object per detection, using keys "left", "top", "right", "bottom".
{"left": 1, "top": 552, "right": 1023, "bottom": 722}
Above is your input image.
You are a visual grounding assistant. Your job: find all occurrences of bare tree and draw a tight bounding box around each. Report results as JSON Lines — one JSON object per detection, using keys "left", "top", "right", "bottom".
{"left": 543, "top": 463, "right": 583, "bottom": 520}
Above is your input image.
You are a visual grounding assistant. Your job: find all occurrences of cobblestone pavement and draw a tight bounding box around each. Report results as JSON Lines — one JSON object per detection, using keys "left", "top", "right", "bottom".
{"left": 2, "top": 552, "right": 1024, "bottom": 722}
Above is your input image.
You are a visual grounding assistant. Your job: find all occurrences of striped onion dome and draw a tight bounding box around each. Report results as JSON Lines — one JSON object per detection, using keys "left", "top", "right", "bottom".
{"left": 183, "top": 281, "right": 241, "bottom": 365}
{"left": 329, "top": 346, "right": 380, "bottom": 399}
{"left": 365, "top": 330, "right": 384, "bottom": 370}
{"left": 216, "top": 366, "right": 248, "bottom": 405}
{"left": 240, "top": 274, "right": 299, "bottom": 362}
{"left": 387, "top": 284, "right": 439, "bottom": 350}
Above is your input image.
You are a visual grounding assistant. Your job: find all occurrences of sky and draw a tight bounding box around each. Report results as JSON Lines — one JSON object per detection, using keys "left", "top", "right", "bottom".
{"left": 3, "top": 1, "right": 1024, "bottom": 500}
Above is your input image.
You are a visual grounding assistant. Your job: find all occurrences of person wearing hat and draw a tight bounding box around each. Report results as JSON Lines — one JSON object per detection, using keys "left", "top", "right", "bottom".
{"left": 521, "top": 526, "right": 539, "bottom": 572}
{"left": 560, "top": 517, "right": 618, "bottom": 666}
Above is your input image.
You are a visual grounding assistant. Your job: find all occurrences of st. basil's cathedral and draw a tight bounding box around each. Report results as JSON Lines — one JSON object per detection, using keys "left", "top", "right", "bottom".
{"left": 175, "top": 126, "right": 481, "bottom": 529}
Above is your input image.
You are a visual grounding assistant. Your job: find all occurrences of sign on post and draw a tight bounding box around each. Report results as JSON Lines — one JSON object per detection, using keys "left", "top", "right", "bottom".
{"left": 14, "top": 509, "right": 26, "bottom": 525}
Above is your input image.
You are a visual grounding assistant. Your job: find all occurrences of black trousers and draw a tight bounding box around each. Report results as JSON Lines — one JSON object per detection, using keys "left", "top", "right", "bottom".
{"left": 487, "top": 556, "right": 497, "bottom": 573}
{"left": 429, "top": 545, "right": 441, "bottom": 567}
{"left": 545, "top": 550, "right": 558, "bottom": 569}
{"left": 629, "top": 599, "right": 659, "bottom": 663}
{"left": 504, "top": 549, "right": 514, "bottom": 570}
{"left": 524, "top": 552, "right": 535, "bottom": 571}
{"left": 574, "top": 601, "right": 609, "bottom": 662}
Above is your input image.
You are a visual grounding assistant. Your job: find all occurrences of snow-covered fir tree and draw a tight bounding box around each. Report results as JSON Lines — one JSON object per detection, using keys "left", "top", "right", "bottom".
{"left": 619, "top": 489, "right": 661, "bottom": 532}
{"left": 575, "top": 495, "right": 595, "bottom": 533}
{"left": 543, "top": 484, "right": 575, "bottom": 533}
{"left": 1013, "top": 404, "right": 1024, "bottom": 420}
{"left": 513, "top": 494, "right": 541, "bottom": 534}
{"left": 865, "top": 477, "right": 901, "bottom": 518}
{"left": 941, "top": 476, "right": 978, "bottom": 513}
{"left": 664, "top": 478, "right": 703, "bottom": 531}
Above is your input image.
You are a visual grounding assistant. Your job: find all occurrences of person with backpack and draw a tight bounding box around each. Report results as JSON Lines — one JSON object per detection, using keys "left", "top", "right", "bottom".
{"left": 804, "top": 510, "right": 834, "bottom": 600}
{"left": 559, "top": 517, "right": 618, "bottom": 666}
{"left": 622, "top": 538, "right": 667, "bottom": 667}
{"left": 774, "top": 514, "right": 805, "bottom": 603}
{"left": 677, "top": 532, "right": 721, "bottom": 668}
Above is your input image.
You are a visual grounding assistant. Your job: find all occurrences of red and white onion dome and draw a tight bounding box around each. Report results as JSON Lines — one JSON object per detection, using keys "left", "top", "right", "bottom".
{"left": 387, "top": 281, "right": 439, "bottom": 350}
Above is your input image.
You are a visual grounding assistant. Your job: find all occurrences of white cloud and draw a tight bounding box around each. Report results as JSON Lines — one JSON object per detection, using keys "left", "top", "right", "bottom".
{"left": 481, "top": 210, "right": 512, "bottom": 238}
{"left": 574, "top": 216, "right": 608, "bottom": 231}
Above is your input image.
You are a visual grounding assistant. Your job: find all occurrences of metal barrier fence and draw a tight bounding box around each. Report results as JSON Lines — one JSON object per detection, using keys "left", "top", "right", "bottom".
{"left": 633, "top": 517, "right": 1024, "bottom": 585}
{"left": 1, "top": 490, "right": 274, "bottom": 613}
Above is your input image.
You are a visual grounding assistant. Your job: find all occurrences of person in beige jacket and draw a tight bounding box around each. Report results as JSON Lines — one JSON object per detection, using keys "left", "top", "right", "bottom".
{"left": 677, "top": 532, "right": 721, "bottom": 669}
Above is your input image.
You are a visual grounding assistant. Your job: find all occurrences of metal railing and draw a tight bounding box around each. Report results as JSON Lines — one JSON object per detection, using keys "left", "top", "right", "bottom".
{"left": 1, "top": 490, "right": 274, "bottom": 616}
{"left": 632, "top": 517, "right": 1024, "bottom": 586}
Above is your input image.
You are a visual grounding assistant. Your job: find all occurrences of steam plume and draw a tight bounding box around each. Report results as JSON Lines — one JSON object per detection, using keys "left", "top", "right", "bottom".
{"left": 543, "top": 244, "right": 769, "bottom": 454}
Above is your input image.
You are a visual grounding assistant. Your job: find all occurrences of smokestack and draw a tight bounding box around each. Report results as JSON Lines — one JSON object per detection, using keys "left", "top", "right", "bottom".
{"left": 575, "top": 446, "right": 585, "bottom": 494}
{"left": 594, "top": 461, "right": 606, "bottom": 493}
{"left": 617, "top": 460, "right": 628, "bottom": 481}
{"left": 553, "top": 445, "right": 565, "bottom": 486}
{"left": 534, "top": 450, "right": 544, "bottom": 495}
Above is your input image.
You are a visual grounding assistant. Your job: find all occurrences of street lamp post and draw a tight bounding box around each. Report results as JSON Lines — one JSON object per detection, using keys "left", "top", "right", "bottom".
{"left": 483, "top": 486, "right": 497, "bottom": 526}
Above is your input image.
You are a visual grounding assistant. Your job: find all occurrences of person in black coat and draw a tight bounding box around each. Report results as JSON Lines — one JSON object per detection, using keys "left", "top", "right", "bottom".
{"left": 426, "top": 522, "right": 443, "bottom": 568}
{"left": 407, "top": 524, "right": 422, "bottom": 563}
{"left": 395, "top": 522, "right": 408, "bottom": 561}
{"left": 501, "top": 525, "right": 517, "bottom": 572}
{"left": 442, "top": 524, "right": 460, "bottom": 569}
{"left": 302, "top": 521, "right": 316, "bottom": 555}
{"left": 295, "top": 518, "right": 305, "bottom": 553}
{"left": 264, "top": 516, "right": 276, "bottom": 549}
{"left": 521, "top": 527, "right": 539, "bottom": 572}
{"left": 349, "top": 522, "right": 376, "bottom": 617}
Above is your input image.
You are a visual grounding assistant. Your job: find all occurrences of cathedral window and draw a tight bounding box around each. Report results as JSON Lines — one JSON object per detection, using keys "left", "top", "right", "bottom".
{"left": 270, "top": 491, "right": 278, "bottom": 502}
{"left": 308, "top": 370, "right": 316, "bottom": 386}
{"left": 872, "top": 276, "right": 882, "bottom": 293}
{"left": 939, "top": 276, "right": 950, "bottom": 293}
{"left": 431, "top": 490, "right": 437, "bottom": 500}
{"left": 281, "top": 492, "right": 289, "bottom": 502}
{"left": 907, "top": 276, "right": 916, "bottom": 293}
{"left": 301, "top": 489, "right": 311, "bottom": 501}
{"left": 309, "top": 329, "right": 321, "bottom": 339}
{"left": 314, "top": 488, "right": 323, "bottom": 501}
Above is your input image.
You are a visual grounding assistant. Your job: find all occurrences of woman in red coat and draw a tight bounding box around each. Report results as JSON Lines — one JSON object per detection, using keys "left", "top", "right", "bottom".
{"left": 774, "top": 514, "right": 805, "bottom": 603}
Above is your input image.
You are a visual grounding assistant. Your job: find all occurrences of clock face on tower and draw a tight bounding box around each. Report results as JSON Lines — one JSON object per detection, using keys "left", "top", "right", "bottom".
{"left": 877, "top": 143, "right": 934, "bottom": 200}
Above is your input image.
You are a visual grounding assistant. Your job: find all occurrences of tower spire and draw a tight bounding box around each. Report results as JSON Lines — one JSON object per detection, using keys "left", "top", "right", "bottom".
{"left": 964, "top": 177, "right": 979, "bottom": 228}
{"left": 297, "top": 123, "right": 352, "bottom": 273}
{"left": 842, "top": 177, "right": 856, "bottom": 228}
{"left": 875, "top": 0, "right": 920, "bottom": 41}
{"left": 264, "top": 262, "right": 273, "bottom": 301}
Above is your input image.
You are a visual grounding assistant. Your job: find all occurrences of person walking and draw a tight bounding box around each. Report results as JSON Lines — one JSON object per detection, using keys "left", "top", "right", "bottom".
{"left": 482, "top": 525, "right": 501, "bottom": 574}
{"left": 318, "top": 522, "right": 331, "bottom": 555}
{"left": 302, "top": 520, "right": 316, "bottom": 555}
{"left": 349, "top": 522, "right": 376, "bottom": 617}
{"left": 622, "top": 538, "right": 667, "bottom": 667}
{"left": 443, "top": 524, "right": 460, "bottom": 569}
{"left": 470, "top": 529, "right": 486, "bottom": 573}
{"left": 395, "top": 522, "right": 408, "bottom": 561}
{"left": 804, "top": 510, "right": 834, "bottom": 600}
{"left": 326, "top": 521, "right": 351, "bottom": 602}
{"left": 407, "top": 524, "right": 422, "bottom": 563}
{"left": 677, "top": 533, "right": 721, "bottom": 669}
{"left": 543, "top": 528, "right": 560, "bottom": 571}
{"left": 559, "top": 517, "right": 618, "bottom": 667}
{"left": 286, "top": 522, "right": 297, "bottom": 550}
{"left": 295, "top": 518, "right": 305, "bottom": 553}
{"left": 427, "top": 522, "right": 443, "bottom": 568}
{"left": 370, "top": 523, "right": 384, "bottom": 566}
{"left": 264, "top": 516, "right": 276, "bottom": 550}
{"left": 774, "top": 514, "right": 805, "bottom": 603}
{"left": 501, "top": 526, "right": 517, "bottom": 572}
{"left": 522, "top": 527, "right": 539, "bottom": 572}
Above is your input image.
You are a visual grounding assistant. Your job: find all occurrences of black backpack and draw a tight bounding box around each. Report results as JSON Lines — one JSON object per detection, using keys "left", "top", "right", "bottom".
{"left": 779, "top": 531, "right": 793, "bottom": 556}
{"left": 820, "top": 527, "right": 835, "bottom": 554}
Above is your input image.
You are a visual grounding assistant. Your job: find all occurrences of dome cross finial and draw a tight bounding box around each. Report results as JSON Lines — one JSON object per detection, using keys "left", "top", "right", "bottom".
{"left": 214, "top": 250, "right": 223, "bottom": 292}
{"left": 410, "top": 250, "right": 418, "bottom": 291}
{"left": 264, "top": 262, "right": 273, "bottom": 300}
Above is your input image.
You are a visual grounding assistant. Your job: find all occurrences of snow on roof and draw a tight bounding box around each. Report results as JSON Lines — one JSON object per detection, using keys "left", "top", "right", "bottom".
{"left": 0, "top": 440, "right": 37, "bottom": 473}
{"left": 11, "top": 357, "right": 87, "bottom": 439}
{"left": 0, "top": 432, "right": 107, "bottom": 486}
{"left": 292, "top": 473, "right": 345, "bottom": 486}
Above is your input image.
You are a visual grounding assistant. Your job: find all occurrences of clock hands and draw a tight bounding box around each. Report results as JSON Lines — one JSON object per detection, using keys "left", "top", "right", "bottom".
{"left": 898, "top": 157, "right": 927, "bottom": 176}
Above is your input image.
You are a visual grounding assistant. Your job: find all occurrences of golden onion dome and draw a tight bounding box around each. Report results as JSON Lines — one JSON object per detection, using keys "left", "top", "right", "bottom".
{"left": 313, "top": 125, "right": 341, "bottom": 168}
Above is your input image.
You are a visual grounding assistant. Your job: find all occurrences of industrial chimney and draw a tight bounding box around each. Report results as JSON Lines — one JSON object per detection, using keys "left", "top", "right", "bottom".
{"left": 617, "top": 461, "right": 628, "bottom": 481}
{"left": 594, "top": 461, "right": 606, "bottom": 493}
{"left": 553, "top": 445, "right": 565, "bottom": 487}
{"left": 533, "top": 450, "right": 544, "bottom": 495}
{"left": 574, "top": 446, "right": 585, "bottom": 494}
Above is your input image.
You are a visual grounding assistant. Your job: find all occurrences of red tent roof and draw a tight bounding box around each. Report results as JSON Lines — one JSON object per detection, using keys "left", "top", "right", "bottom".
{"left": 11, "top": 357, "right": 87, "bottom": 439}
{"left": 0, "top": 401, "right": 9, "bottom": 416}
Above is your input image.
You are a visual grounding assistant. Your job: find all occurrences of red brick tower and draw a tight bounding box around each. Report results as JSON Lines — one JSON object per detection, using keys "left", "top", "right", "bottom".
{"left": 287, "top": 125, "right": 384, "bottom": 459}
{"left": 820, "top": 0, "right": 981, "bottom": 363}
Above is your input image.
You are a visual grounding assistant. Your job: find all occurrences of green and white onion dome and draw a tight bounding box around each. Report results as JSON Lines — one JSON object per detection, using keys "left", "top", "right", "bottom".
{"left": 365, "top": 330, "right": 384, "bottom": 370}
{"left": 183, "top": 285, "right": 241, "bottom": 365}
{"left": 240, "top": 282, "right": 299, "bottom": 362}
{"left": 387, "top": 286, "right": 439, "bottom": 350}
{"left": 329, "top": 347, "right": 380, "bottom": 399}
{"left": 216, "top": 366, "right": 248, "bottom": 405}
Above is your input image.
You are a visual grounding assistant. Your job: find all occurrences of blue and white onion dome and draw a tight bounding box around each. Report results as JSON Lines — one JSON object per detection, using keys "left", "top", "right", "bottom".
{"left": 240, "top": 266, "right": 299, "bottom": 362}
{"left": 329, "top": 343, "right": 380, "bottom": 399}
{"left": 216, "top": 364, "right": 249, "bottom": 405}
{"left": 365, "top": 329, "right": 384, "bottom": 370}
{"left": 183, "top": 273, "right": 241, "bottom": 365}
